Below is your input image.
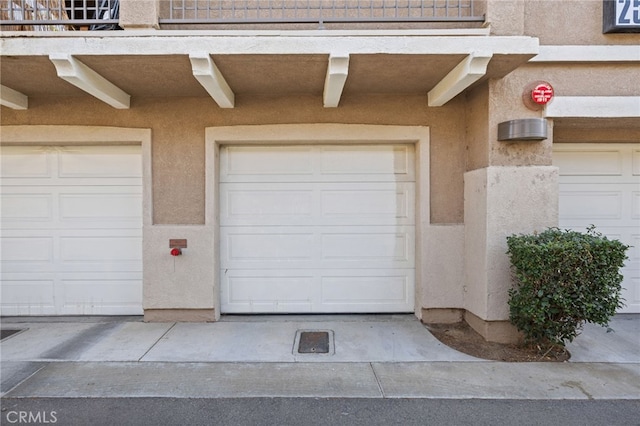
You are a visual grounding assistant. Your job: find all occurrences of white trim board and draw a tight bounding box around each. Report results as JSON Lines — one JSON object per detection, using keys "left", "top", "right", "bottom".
{"left": 545, "top": 97, "right": 640, "bottom": 118}
{"left": 531, "top": 45, "right": 640, "bottom": 63}
{"left": 0, "top": 35, "right": 538, "bottom": 56}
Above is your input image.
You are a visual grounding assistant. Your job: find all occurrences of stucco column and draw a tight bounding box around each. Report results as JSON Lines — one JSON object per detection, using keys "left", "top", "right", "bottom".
{"left": 464, "top": 166, "right": 558, "bottom": 342}
{"left": 463, "top": 74, "right": 558, "bottom": 343}
{"left": 143, "top": 225, "right": 217, "bottom": 322}
{"left": 119, "top": 0, "right": 159, "bottom": 30}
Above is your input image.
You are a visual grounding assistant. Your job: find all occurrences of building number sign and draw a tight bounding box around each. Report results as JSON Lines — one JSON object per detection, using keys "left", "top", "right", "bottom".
{"left": 531, "top": 83, "right": 554, "bottom": 105}
{"left": 603, "top": 0, "right": 640, "bottom": 32}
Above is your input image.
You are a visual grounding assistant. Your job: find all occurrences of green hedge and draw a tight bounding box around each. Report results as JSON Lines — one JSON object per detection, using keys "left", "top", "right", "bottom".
{"left": 506, "top": 226, "right": 628, "bottom": 346}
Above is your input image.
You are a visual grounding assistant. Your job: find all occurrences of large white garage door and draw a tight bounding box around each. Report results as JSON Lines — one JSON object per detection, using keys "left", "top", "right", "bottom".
{"left": 554, "top": 143, "right": 640, "bottom": 313}
{"left": 220, "top": 144, "right": 415, "bottom": 313}
{"left": 0, "top": 145, "right": 143, "bottom": 316}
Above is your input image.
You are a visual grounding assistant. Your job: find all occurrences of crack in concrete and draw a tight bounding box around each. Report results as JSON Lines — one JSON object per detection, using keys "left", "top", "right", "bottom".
{"left": 138, "top": 323, "right": 177, "bottom": 362}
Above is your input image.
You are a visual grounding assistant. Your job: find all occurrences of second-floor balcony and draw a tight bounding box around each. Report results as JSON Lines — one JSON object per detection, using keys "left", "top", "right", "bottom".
{"left": 1, "top": 0, "right": 484, "bottom": 31}
{"left": 0, "top": 0, "right": 119, "bottom": 31}
{"left": 162, "top": 0, "right": 483, "bottom": 26}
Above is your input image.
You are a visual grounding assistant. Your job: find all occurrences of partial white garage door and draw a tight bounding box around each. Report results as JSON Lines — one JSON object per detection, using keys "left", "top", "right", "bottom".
{"left": 0, "top": 145, "right": 143, "bottom": 315}
{"left": 554, "top": 143, "right": 640, "bottom": 313}
{"left": 220, "top": 145, "right": 415, "bottom": 313}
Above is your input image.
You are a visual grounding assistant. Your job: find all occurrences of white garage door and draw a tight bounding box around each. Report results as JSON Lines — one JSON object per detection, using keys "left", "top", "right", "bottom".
{"left": 0, "top": 145, "right": 143, "bottom": 316}
{"left": 220, "top": 144, "right": 415, "bottom": 313}
{"left": 554, "top": 143, "right": 640, "bottom": 313}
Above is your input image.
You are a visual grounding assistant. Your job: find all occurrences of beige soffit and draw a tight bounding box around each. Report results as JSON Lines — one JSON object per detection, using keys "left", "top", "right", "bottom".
{"left": 545, "top": 96, "right": 640, "bottom": 118}
{"left": 1, "top": 33, "right": 537, "bottom": 109}
{"left": 0, "top": 84, "right": 28, "bottom": 110}
{"left": 49, "top": 54, "right": 131, "bottom": 109}
{"left": 189, "top": 53, "right": 235, "bottom": 108}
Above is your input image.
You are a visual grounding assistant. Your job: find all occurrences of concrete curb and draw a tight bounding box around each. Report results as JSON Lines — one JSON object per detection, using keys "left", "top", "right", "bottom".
{"left": 3, "top": 361, "right": 639, "bottom": 400}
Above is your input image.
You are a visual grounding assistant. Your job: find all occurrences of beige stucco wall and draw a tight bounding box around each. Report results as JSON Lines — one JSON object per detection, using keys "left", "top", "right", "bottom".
{"left": 486, "top": 76, "right": 552, "bottom": 167}
{"left": 465, "top": 75, "right": 552, "bottom": 171}
{"left": 484, "top": 0, "right": 525, "bottom": 36}
{"left": 524, "top": 1, "right": 640, "bottom": 45}
{"left": 421, "top": 224, "right": 465, "bottom": 311}
{"left": 1, "top": 98, "right": 468, "bottom": 319}
{"left": 485, "top": 0, "right": 640, "bottom": 45}
{"left": 1, "top": 94, "right": 467, "bottom": 225}
{"left": 523, "top": 64, "right": 640, "bottom": 97}
{"left": 512, "top": 62, "right": 640, "bottom": 143}
{"left": 143, "top": 225, "right": 216, "bottom": 313}
{"left": 465, "top": 83, "right": 490, "bottom": 171}
{"left": 464, "top": 166, "right": 559, "bottom": 322}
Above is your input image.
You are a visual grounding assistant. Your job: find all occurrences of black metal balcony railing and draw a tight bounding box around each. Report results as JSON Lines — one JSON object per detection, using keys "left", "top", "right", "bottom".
{"left": 0, "top": 0, "right": 119, "bottom": 30}
{"left": 161, "top": 1, "right": 483, "bottom": 25}
{"left": 0, "top": 0, "right": 483, "bottom": 31}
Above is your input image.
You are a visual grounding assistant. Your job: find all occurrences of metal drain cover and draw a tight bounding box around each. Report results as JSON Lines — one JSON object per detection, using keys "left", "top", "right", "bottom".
{"left": 298, "top": 331, "right": 329, "bottom": 353}
{"left": 294, "top": 330, "right": 334, "bottom": 355}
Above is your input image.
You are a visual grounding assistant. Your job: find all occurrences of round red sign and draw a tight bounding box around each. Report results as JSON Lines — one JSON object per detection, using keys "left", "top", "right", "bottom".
{"left": 531, "top": 83, "right": 554, "bottom": 105}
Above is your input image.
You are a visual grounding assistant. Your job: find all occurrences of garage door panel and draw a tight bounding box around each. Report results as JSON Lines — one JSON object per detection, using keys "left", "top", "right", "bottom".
{"left": 321, "top": 230, "right": 414, "bottom": 267}
{"left": 553, "top": 149, "right": 623, "bottom": 176}
{"left": 1, "top": 146, "right": 142, "bottom": 184}
{"left": 224, "top": 273, "right": 315, "bottom": 313}
{"left": 60, "top": 236, "right": 142, "bottom": 264}
{"left": 60, "top": 193, "right": 142, "bottom": 222}
{"left": 1, "top": 237, "right": 54, "bottom": 264}
{"left": 629, "top": 234, "right": 640, "bottom": 261}
{"left": 224, "top": 231, "right": 316, "bottom": 266}
{"left": 320, "top": 184, "right": 414, "bottom": 225}
{"left": 221, "top": 269, "right": 414, "bottom": 313}
{"left": 626, "top": 277, "right": 640, "bottom": 312}
{"left": 319, "top": 145, "right": 414, "bottom": 179}
{"left": 221, "top": 182, "right": 415, "bottom": 226}
{"left": 222, "top": 226, "right": 414, "bottom": 270}
{"left": 221, "top": 185, "right": 314, "bottom": 225}
{"left": 559, "top": 190, "right": 623, "bottom": 220}
{"left": 61, "top": 279, "right": 142, "bottom": 314}
{"left": 321, "top": 273, "right": 412, "bottom": 307}
{"left": 1, "top": 193, "right": 53, "bottom": 221}
{"left": 559, "top": 183, "right": 638, "bottom": 221}
{"left": 221, "top": 146, "right": 314, "bottom": 180}
{"left": 221, "top": 145, "right": 415, "bottom": 183}
{"left": 221, "top": 144, "right": 416, "bottom": 313}
{"left": 0, "top": 279, "right": 56, "bottom": 315}
{"left": 57, "top": 146, "right": 142, "bottom": 179}
{"left": 0, "top": 145, "right": 143, "bottom": 316}
{"left": 556, "top": 143, "right": 640, "bottom": 313}
{"left": 560, "top": 191, "right": 623, "bottom": 220}
{"left": 2, "top": 187, "right": 142, "bottom": 229}
{"left": 0, "top": 146, "right": 52, "bottom": 178}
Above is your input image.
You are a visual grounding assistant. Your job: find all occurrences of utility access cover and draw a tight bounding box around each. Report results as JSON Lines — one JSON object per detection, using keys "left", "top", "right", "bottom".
{"left": 295, "top": 330, "right": 334, "bottom": 354}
